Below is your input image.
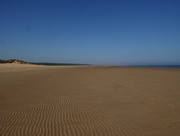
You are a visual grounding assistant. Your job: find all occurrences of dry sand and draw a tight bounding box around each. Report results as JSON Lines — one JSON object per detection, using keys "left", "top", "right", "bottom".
{"left": 0, "top": 64, "right": 180, "bottom": 136}
{"left": 0, "top": 63, "right": 80, "bottom": 73}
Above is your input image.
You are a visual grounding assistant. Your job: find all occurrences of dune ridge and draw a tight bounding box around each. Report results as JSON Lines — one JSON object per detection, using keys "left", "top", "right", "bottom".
{"left": 0, "top": 65, "right": 180, "bottom": 136}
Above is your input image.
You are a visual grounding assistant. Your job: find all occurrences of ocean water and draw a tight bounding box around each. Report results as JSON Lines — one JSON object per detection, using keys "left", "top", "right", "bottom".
{"left": 31, "top": 62, "right": 89, "bottom": 66}
{"left": 129, "top": 65, "right": 180, "bottom": 68}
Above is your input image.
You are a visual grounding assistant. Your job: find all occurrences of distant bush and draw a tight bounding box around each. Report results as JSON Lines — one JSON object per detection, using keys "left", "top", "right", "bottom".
{"left": 0, "top": 59, "right": 7, "bottom": 63}
{"left": 0, "top": 59, "right": 30, "bottom": 64}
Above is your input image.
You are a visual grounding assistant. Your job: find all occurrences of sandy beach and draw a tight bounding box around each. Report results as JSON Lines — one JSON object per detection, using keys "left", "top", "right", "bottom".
{"left": 0, "top": 64, "right": 180, "bottom": 136}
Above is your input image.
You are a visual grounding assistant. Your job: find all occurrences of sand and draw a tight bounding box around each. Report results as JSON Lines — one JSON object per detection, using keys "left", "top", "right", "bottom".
{"left": 0, "top": 63, "right": 80, "bottom": 73}
{"left": 0, "top": 64, "right": 180, "bottom": 136}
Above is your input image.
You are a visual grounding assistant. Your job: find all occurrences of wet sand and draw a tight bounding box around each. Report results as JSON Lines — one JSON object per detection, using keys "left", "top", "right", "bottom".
{"left": 0, "top": 64, "right": 180, "bottom": 136}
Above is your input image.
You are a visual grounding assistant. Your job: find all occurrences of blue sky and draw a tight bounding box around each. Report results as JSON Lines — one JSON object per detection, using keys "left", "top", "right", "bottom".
{"left": 0, "top": 0, "right": 180, "bottom": 65}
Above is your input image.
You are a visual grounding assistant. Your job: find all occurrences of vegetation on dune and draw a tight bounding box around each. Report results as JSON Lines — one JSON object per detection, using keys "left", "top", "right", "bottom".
{"left": 0, "top": 59, "right": 90, "bottom": 66}
{"left": 0, "top": 59, "right": 30, "bottom": 64}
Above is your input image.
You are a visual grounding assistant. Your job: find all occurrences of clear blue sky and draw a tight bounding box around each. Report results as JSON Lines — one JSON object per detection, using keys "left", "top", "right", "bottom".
{"left": 0, "top": 0, "right": 180, "bottom": 65}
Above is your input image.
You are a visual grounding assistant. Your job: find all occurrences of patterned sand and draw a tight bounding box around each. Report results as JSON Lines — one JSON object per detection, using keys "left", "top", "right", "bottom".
{"left": 0, "top": 65, "right": 180, "bottom": 136}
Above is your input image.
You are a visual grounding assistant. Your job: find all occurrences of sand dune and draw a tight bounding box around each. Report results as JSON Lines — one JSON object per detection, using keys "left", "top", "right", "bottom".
{"left": 0, "top": 65, "right": 180, "bottom": 136}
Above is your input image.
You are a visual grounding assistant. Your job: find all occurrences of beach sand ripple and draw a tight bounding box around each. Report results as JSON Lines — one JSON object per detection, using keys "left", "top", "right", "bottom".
{"left": 0, "top": 65, "right": 180, "bottom": 136}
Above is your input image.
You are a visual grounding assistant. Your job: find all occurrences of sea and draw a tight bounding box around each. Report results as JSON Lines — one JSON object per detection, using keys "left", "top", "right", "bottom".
{"left": 128, "top": 65, "right": 180, "bottom": 68}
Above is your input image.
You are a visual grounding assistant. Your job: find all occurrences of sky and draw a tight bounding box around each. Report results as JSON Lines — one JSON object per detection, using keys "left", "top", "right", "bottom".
{"left": 0, "top": 0, "right": 180, "bottom": 65}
